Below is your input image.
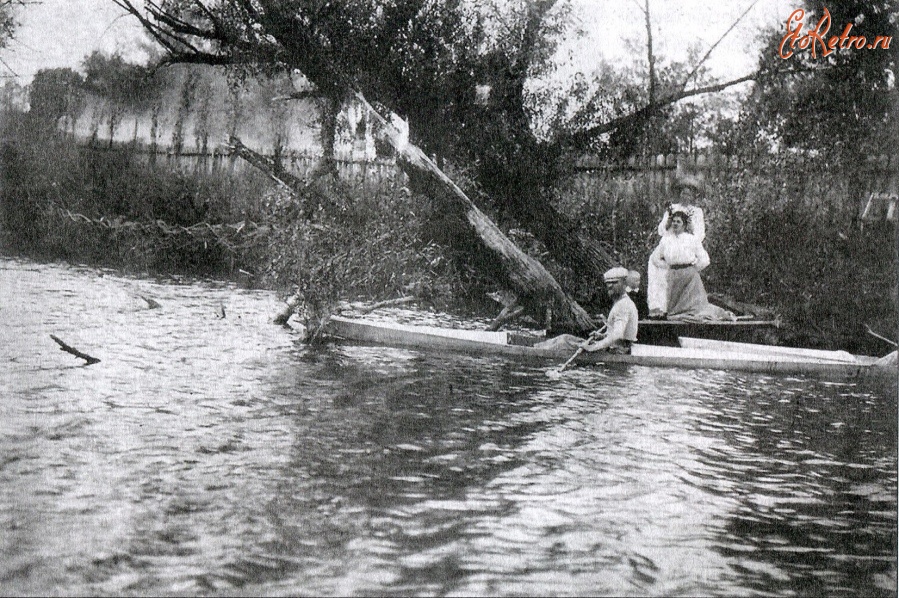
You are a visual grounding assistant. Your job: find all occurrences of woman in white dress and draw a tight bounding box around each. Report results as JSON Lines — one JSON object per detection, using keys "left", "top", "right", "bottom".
{"left": 649, "top": 211, "right": 732, "bottom": 321}
{"left": 647, "top": 175, "right": 706, "bottom": 318}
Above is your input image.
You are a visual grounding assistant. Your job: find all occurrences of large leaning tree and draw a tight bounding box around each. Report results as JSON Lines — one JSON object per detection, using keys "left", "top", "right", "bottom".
{"left": 113, "top": 0, "right": 769, "bottom": 330}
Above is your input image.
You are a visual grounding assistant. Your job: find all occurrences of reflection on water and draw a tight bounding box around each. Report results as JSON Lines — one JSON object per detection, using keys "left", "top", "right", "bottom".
{"left": 0, "top": 257, "right": 895, "bottom": 596}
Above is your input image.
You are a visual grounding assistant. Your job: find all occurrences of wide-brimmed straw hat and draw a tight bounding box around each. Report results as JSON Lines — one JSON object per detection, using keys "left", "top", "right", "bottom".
{"left": 672, "top": 174, "right": 704, "bottom": 193}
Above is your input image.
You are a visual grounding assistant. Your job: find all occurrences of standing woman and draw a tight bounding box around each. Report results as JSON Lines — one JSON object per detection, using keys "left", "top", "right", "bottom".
{"left": 646, "top": 175, "right": 707, "bottom": 318}
{"left": 649, "top": 211, "right": 731, "bottom": 321}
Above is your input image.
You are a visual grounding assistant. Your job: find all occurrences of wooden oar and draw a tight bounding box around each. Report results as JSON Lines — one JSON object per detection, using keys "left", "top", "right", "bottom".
{"left": 865, "top": 324, "right": 898, "bottom": 347}
{"left": 546, "top": 347, "right": 587, "bottom": 379}
{"left": 545, "top": 325, "right": 606, "bottom": 379}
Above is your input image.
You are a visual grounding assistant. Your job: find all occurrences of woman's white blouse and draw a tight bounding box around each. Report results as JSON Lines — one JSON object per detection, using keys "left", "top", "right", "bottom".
{"left": 651, "top": 232, "right": 710, "bottom": 271}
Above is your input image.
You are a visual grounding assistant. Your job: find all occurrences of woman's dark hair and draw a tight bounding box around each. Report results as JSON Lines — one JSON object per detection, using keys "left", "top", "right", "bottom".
{"left": 667, "top": 210, "right": 690, "bottom": 228}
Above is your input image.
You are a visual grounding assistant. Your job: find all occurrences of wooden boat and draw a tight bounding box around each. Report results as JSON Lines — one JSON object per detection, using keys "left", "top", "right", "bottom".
{"left": 324, "top": 315, "right": 897, "bottom": 381}
{"left": 634, "top": 293, "right": 783, "bottom": 346}
{"left": 636, "top": 317, "right": 781, "bottom": 346}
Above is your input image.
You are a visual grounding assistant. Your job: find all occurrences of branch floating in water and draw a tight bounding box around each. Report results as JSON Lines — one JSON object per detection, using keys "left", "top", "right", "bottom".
{"left": 140, "top": 295, "right": 161, "bottom": 309}
{"left": 50, "top": 335, "right": 101, "bottom": 365}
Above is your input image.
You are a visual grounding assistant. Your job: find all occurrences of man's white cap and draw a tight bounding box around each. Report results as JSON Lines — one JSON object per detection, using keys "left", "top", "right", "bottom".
{"left": 603, "top": 267, "right": 629, "bottom": 282}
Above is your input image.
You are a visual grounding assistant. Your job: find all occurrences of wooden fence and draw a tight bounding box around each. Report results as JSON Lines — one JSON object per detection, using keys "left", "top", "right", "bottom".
{"left": 80, "top": 141, "right": 402, "bottom": 185}
{"left": 569, "top": 150, "right": 899, "bottom": 194}
{"left": 79, "top": 139, "right": 899, "bottom": 220}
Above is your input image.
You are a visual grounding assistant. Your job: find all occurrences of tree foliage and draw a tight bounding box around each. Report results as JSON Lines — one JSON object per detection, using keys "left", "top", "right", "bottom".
{"left": 28, "top": 67, "right": 84, "bottom": 124}
{"left": 82, "top": 50, "right": 162, "bottom": 109}
{"left": 112, "top": 0, "right": 770, "bottom": 316}
{"left": 0, "top": 0, "right": 27, "bottom": 51}
{"left": 115, "top": 1, "right": 761, "bottom": 175}
{"left": 730, "top": 0, "right": 898, "bottom": 159}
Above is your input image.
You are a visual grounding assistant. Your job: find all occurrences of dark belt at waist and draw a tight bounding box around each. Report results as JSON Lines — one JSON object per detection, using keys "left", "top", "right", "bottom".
{"left": 669, "top": 263, "right": 694, "bottom": 270}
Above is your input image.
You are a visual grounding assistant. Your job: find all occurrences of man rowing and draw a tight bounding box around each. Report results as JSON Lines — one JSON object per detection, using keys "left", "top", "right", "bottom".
{"left": 537, "top": 266, "right": 639, "bottom": 354}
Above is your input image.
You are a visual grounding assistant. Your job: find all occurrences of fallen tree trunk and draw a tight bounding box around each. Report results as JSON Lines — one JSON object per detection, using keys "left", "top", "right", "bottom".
{"left": 234, "top": 99, "right": 595, "bottom": 331}
{"left": 355, "top": 93, "right": 595, "bottom": 332}
{"left": 493, "top": 185, "right": 617, "bottom": 309}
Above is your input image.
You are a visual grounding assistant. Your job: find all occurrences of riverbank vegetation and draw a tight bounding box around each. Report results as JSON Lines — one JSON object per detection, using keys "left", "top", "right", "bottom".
{"left": 2, "top": 115, "right": 894, "bottom": 354}
{"left": 0, "top": 110, "right": 496, "bottom": 319}
{"left": 1, "top": 0, "right": 896, "bottom": 354}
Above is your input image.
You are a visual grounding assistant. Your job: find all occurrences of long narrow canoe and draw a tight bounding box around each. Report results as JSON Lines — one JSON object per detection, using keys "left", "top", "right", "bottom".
{"left": 678, "top": 337, "right": 858, "bottom": 363}
{"left": 324, "top": 316, "right": 896, "bottom": 381}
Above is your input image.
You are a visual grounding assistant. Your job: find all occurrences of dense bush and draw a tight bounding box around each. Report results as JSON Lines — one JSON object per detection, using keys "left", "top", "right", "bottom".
{"left": 0, "top": 117, "right": 270, "bottom": 274}
{"left": 705, "top": 156, "right": 896, "bottom": 353}
{"left": 259, "top": 177, "right": 494, "bottom": 336}
{"left": 1, "top": 113, "right": 894, "bottom": 353}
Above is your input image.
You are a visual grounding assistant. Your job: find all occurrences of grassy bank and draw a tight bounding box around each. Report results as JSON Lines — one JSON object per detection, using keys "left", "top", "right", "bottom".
{"left": 1, "top": 119, "right": 895, "bottom": 355}
{"left": 0, "top": 116, "right": 494, "bottom": 319}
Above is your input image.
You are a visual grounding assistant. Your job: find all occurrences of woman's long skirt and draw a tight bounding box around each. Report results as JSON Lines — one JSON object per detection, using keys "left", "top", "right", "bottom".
{"left": 667, "top": 266, "right": 734, "bottom": 321}
{"left": 667, "top": 266, "right": 708, "bottom": 317}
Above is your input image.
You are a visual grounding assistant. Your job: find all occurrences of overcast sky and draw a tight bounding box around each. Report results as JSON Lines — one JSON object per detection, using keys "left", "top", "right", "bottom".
{"left": 1, "top": 0, "right": 796, "bottom": 86}
{"left": 1, "top": 0, "right": 147, "bottom": 83}
{"left": 570, "top": 0, "right": 795, "bottom": 78}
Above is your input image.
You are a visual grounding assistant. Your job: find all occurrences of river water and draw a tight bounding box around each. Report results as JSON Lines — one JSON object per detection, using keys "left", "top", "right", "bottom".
{"left": 0, "top": 256, "right": 896, "bottom": 597}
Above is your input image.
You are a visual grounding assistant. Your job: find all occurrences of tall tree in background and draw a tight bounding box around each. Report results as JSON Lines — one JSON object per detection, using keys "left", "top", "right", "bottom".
{"left": 0, "top": 0, "right": 29, "bottom": 76}
{"left": 82, "top": 51, "right": 163, "bottom": 144}
{"left": 0, "top": 0, "right": 26, "bottom": 49}
{"left": 27, "top": 67, "right": 85, "bottom": 130}
{"left": 694, "top": 0, "right": 898, "bottom": 347}
{"left": 112, "top": 0, "right": 766, "bottom": 314}
{"left": 736, "top": 1, "right": 898, "bottom": 177}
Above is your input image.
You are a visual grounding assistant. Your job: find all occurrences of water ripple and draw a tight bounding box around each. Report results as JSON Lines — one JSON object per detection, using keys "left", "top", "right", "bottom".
{"left": 0, "top": 257, "right": 895, "bottom": 596}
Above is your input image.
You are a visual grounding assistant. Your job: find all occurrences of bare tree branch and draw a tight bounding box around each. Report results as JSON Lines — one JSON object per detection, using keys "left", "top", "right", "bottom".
{"left": 563, "top": 71, "right": 761, "bottom": 150}
{"left": 147, "top": 1, "right": 218, "bottom": 39}
{"left": 113, "top": 0, "right": 203, "bottom": 56}
{"left": 681, "top": 0, "right": 760, "bottom": 91}
{"left": 0, "top": 54, "right": 17, "bottom": 76}
{"left": 643, "top": 0, "right": 655, "bottom": 106}
{"left": 50, "top": 335, "right": 101, "bottom": 365}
